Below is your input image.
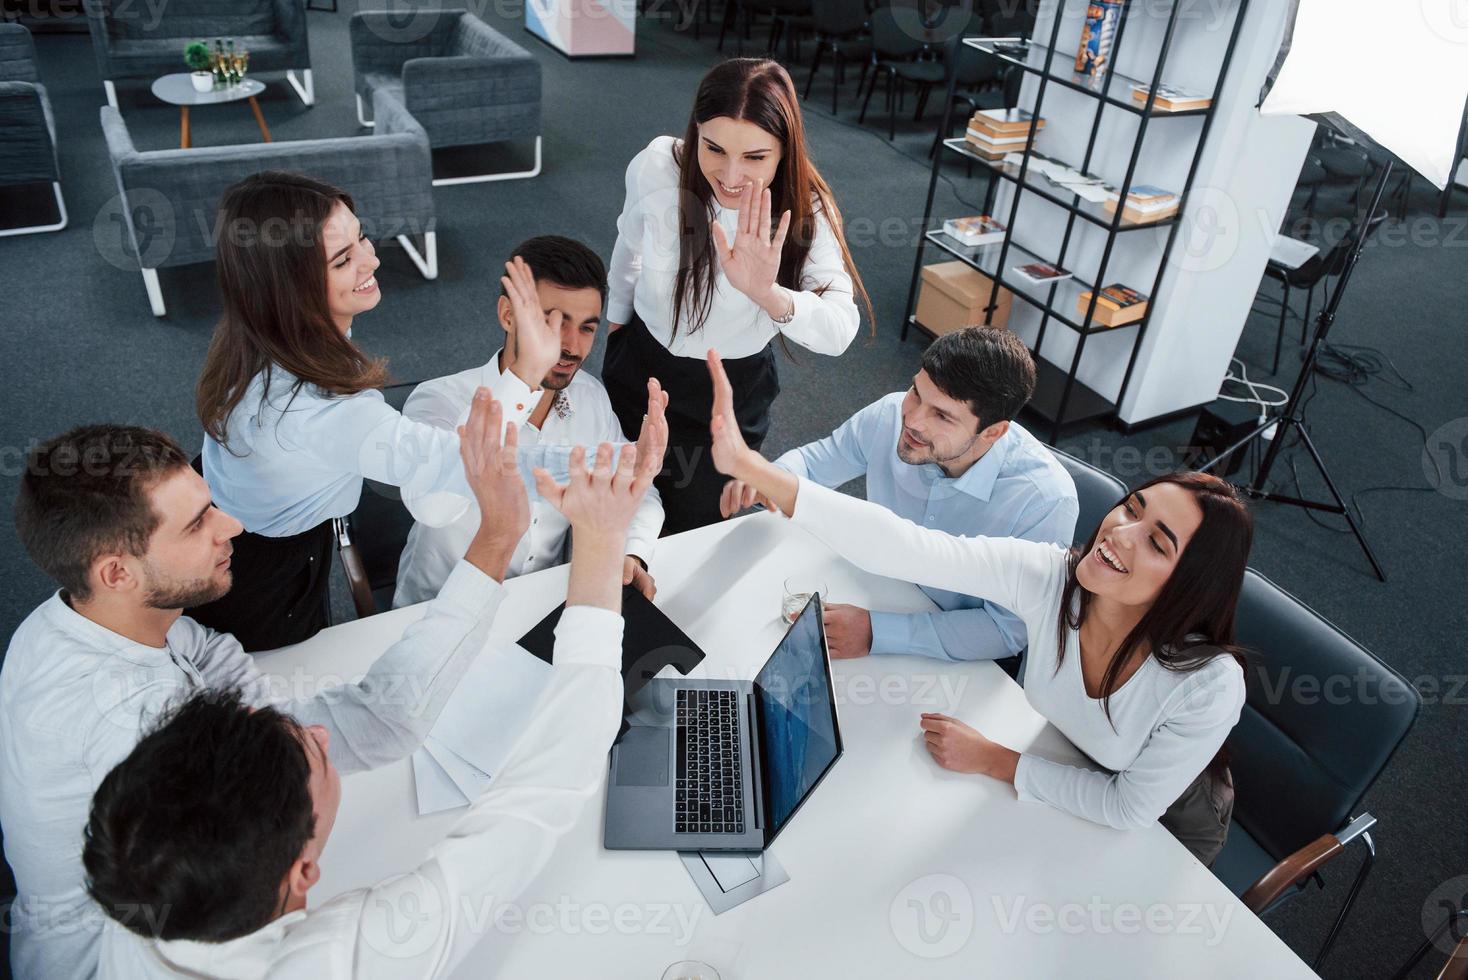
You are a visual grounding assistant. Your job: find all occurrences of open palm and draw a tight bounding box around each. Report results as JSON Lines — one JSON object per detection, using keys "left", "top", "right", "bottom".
{"left": 711, "top": 181, "right": 792, "bottom": 304}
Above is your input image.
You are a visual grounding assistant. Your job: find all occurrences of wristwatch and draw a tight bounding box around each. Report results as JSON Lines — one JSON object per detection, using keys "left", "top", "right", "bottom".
{"left": 769, "top": 287, "right": 796, "bottom": 325}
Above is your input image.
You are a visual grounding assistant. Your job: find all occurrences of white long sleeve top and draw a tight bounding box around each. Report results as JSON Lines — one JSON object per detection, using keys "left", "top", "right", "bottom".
{"left": 789, "top": 478, "right": 1245, "bottom": 831}
{"left": 0, "top": 561, "right": 504, "bottom": 980}
{"left": 99, "top": 606, "right": 625, "bottom": 980}
{"left": 606, "top": 135, "right": 860, "bottom": 358}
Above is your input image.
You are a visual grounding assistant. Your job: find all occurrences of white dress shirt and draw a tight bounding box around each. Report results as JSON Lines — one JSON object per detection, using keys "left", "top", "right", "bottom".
{"left": 99, "top": 606, "right": 625, "bottom": 980}
{"left": 392, "top": 354, "right": 663, "bottom": 607}
{"left": 789, "top": 478, "right": 1246, "bottom": 830}
{"left": 0, "top": 561, "right": 504, "bottom": 980}
{"left": 202, "top": 365, "right": 540, "bottom": 537}
{"left": 606, "top": 135, "right": 861, "bottom": 358}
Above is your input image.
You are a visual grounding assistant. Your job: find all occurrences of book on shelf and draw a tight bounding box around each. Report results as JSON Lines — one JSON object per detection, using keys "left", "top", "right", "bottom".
{"left": 969, "top": 108, "right": 1046, "bottom": 136}
{"left": 1077, "top": 282, "right": 1149, "bottom": 327}
{"left": 1104, "top": 200, "right": 1180, "bottom": 224}
{"left": 964, "top": 128, "right": 1035, "bottom": 146}
{"left": 964, "top": 133, "right": 1032, "bottom": 159}
{"left": 1103, "top": 184, "right": 1180, "bottom": 224}
{"left": 1130, "top": 84, "right": 1212, "bottom": 111}
{"left": 1011, "top": 262, "right": 1073, "bottom": 285}
{"left": 942, "top": 215, "right": 1008, "bottom": 247}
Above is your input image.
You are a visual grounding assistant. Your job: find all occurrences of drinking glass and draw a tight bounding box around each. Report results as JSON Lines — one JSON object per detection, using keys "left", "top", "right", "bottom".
{"left": 781, "top": 576, "right": 825, "bottom": 625}
{"left": 661, "top": 962, "right": 719, "bottom": 980}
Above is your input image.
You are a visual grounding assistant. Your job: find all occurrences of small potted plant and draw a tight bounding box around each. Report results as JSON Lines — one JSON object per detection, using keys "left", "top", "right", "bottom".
{"left": 184, "top": 41, "right": 213, "bottom": 92}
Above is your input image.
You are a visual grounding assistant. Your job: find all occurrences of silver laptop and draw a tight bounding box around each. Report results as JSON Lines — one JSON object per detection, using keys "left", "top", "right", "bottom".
{"left": 603, "top": 594, "right": 843, "bottom": 852}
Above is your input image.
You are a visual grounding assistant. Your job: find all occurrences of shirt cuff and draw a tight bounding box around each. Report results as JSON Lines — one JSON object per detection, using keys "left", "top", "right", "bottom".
{"left": 553, "top": 606, "right": 625, "bottom": 670}
{"left": 771, "top": 452, "right": 805, "bottom": 480}
{"left": 867, "top": 611, "right": 913, "bottom": 658}
{"left": 624, "top": 536, "right": 654, "bottom": 567}
{"left": 488, "top": 368, "right": 539, "bottom": 428}
{"left": 432, "top": 559, "right": 503, "bottom": 616}
{"left": 1013, "top": 753, "right": 1049, "bottom": 806}
{"left": 606, "top": 294, "right": 634, "bottom": 325}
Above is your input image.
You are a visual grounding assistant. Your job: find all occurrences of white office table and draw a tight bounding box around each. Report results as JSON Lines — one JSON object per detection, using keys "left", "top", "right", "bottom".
{"left": 259, "top": 512, "right": 1316, "bottom": 979}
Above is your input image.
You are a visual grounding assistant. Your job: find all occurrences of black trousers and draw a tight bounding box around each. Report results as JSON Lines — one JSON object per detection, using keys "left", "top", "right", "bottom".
{"left": 602, "top": 313, "right": 780, "bottom": 534}
{"left": 187, "top": 519, "right": 335, "bottom": 652}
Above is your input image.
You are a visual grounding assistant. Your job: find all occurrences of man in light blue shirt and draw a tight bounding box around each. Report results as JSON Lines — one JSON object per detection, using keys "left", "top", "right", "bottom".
{"left": 721, "top": 327, "right": 1078, "bottom": 663}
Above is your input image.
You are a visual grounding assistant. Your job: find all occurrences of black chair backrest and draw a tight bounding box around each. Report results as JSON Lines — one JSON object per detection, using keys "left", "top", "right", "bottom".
{"left": 1047, "top": 447, "right": 1126, "bottom": 549}
{"left": 1228, "top": 569, "right": 1420, "bottom": 859}
{"left": 868, "top": 5, "right": 926, "bottom": 57}
{"left": 810, "top": 0, "right": 867, "bottom": 36}
{"left": 351, "top": 381, "right": 420, "bottom": 599}
{"left": 1295, "top": 207, "right": 1386, "bottom": 286}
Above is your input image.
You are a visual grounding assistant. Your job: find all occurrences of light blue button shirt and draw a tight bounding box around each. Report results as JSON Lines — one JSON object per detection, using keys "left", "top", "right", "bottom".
{"left": 775, "top": 392, "right": 1079, "bottom": 662}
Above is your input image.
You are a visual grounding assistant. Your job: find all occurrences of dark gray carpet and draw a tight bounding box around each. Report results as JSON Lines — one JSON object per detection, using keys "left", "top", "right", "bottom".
{"left": 1, "top": 5, "right": 1465, "bottom": 978}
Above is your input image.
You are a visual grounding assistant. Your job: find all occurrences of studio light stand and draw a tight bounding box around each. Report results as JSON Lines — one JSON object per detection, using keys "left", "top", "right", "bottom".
{"left": 1196, "top": 159, "right": 1393, "bottom": 582}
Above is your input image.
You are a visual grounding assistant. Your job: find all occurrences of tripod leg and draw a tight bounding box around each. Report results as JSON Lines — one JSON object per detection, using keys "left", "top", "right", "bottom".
{"left": 1295, "top": 426, "right": 1388, "bottom": 581}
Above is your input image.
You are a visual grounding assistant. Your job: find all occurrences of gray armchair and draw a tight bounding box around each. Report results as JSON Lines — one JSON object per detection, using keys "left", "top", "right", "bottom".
{"left": 100, "top": 87, "right": 436, "bottom": 316}
{"left": 0, "top": 24, "right": 66, "bottom": 236}
{"left": 350, "top": 8, "right": 541, "bottom": 185}
{"left": 82, "top": 0, "right": 314, "bottom": 108}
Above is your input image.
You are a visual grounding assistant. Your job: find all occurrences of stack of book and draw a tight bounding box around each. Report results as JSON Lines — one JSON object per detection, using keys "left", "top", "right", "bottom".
{"left": 1130, "top": 83, "right": 1212, "bottom": 112}
{"left": 1103, "top": 184, "right": 1179, "bottom": 224}
{"left": 965, "top": 108, "right": 1044, "bottom": 160}
{"left": 1077, "top": 283, "right": 1149, "bottom": 327}
{"left": 941, "top": 215, "right": 1007, "bottom": 247}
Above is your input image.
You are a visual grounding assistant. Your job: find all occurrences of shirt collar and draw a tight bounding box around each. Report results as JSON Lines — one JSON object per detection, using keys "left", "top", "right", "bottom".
{"left": 153, "top": 910, "right": 306, "bottom": 978}
{"left": 942, "top": 426, "right": 1014, "bottom": 502}
{"left": 40, "top": 591, "right": 179, "bottom": 668}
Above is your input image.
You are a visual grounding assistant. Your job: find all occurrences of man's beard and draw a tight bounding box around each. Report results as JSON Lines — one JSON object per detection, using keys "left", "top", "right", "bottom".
{"left": 541, "top": 357, "right": 582, "bottom": 391}
{"left": 896, "top": 429, "right": 981, "bottom": 467}
{"left": 143, "top": 561, "right": 230, "bottom": 610}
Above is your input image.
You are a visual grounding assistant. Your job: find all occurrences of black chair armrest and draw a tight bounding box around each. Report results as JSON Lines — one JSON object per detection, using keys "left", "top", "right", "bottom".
{"left": 332, "top": 518, "right": 377, "bottom": 620}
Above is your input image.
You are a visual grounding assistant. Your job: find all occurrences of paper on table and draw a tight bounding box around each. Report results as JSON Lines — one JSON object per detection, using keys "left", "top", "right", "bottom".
{"left": 424, "top": 641, "right": 553, "bottom": 781}
{"left": 412, "top": 748, "right": 471, "bottom": 815}
{"left": 424, "top": 736, "right": 493, "bottom": 800}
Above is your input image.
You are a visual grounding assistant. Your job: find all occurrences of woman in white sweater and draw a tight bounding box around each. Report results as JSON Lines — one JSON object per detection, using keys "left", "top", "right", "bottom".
{"left": 602, "top": 58, "right": 873, "bottom": 532}
{"left": 704, "top": 352, "right": 1252, "bottom": 863}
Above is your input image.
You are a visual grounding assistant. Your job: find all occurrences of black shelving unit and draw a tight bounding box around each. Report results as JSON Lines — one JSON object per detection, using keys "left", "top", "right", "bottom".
{"left": 901, "top": 0, "right": 1250, "bottom": 443}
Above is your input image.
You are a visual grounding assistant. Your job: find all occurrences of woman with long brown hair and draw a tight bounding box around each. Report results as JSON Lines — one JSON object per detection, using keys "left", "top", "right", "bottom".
{"left": 603, "top": 57, "right": 873, "bottom": 533}
{"left": 705, "top": 351, "right": 1252, "bottom": 864}
{"left": 189, "top": 171, "right": 605, "bottom": 650}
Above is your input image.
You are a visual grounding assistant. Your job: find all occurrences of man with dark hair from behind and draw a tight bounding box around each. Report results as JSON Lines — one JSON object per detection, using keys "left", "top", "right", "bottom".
{"left": 394, "top": 234, "right": 665, "bottom": 608}
{"left": 84, "top": 437, "right": 657, "bottom": 978}
{"left": 0, "top": 391, "right": 594, "bottom": 980}
{"left": 720, "top": 326, "right": 1079, "bottom": 664}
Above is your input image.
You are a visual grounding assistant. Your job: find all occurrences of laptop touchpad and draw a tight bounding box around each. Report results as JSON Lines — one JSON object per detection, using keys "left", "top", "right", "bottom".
{"left": 614, "top": 726, "right": 670, "bottom": 786}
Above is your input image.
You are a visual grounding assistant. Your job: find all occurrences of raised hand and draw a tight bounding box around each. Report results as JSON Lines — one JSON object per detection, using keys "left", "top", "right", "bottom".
{"left": 707, "top": 350, "right": 752, "bottom": 478}
{"left": 501, "top": 255, "right": 563, "bottom": 388}
{"left": 458, "top": 390, "right": 530, "bottom": 579}
{"left": 532, "top": 442, "right": 659, "bottom": 538}
{"left": 710, "top": 180, "right": 793, "bottom": 311}
{"left": 635, "top": 377, "right": 670, "bottom": 479}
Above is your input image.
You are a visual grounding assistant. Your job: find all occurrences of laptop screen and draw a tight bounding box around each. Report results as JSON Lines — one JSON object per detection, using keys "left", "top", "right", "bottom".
{"left": 753, "top": 594, "right": 841, "bottom": 844}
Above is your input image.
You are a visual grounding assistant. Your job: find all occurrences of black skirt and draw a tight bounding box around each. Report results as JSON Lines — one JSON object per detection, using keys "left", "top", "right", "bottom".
{"left": 187, "top": 519, "right": 335, "bottom": 652}
{"left": 602, "top": 313, "right": 780, "bottom": 534}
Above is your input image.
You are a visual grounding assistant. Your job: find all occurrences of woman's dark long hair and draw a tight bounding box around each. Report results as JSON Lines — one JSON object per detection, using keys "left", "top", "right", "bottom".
{"left": 1056, "top": 471, "right": 1254, "bottom": 726}
{"left": 671, "top": 58, "right": 874, "bottom": 344}
{"left": 197, "top": 171, "right": 387, "bottom": 450}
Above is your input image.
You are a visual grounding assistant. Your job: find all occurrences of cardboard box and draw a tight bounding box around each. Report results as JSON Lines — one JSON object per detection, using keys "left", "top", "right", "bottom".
{"left": 915, "top": 261, "right": 1013, "bottom": 335}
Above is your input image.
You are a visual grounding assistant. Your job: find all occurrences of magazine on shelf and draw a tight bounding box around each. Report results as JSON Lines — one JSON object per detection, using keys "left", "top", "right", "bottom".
{"left": 942, "top": 215, "right": 1008, "bottom": 247}
{"left": 1012, "top": 262, "right": 1073, "bottom": 285}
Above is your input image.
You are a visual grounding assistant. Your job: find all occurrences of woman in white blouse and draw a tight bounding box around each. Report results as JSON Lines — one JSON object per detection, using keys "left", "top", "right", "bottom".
{"left": 603, "top": 58, "right": 873, "bottom": 532}
{"left": 705, "top": 352, "right": 1252, "bottom": 864}
{"left": 190, "top": 171, "right": 659, "bottom": 651}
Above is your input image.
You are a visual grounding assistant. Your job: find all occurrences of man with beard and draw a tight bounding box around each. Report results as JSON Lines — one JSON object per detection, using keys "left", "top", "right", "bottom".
{"left": 720, "top": 327, "right": 1079, "bottom": 664}
{"left": 0, "top": 389, "right": 574, "bottom": 979}
{"left": 394, "top": 235, "right": 665, "bottom": 607}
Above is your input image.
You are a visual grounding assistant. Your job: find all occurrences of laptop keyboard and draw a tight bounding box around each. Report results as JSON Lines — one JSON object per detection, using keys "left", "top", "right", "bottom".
{"left": 674, "top": 689, "right": 745, "bottom": 835}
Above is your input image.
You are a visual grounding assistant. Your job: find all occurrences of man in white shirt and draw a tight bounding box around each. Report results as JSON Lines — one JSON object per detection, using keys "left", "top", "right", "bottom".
{"left": 394, "top": 235, "right": 665, "bottom": 607}
{"left": 83, "top": 436, "right": 657, "bottom": 979}
{"left": 0, "top": 389, "right": 566, "bottom": 980}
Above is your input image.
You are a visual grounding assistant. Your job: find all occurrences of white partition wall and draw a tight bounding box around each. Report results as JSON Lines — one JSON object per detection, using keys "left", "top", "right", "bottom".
{"left": 990, "top": 0, "right": 1316, "bottom": 428}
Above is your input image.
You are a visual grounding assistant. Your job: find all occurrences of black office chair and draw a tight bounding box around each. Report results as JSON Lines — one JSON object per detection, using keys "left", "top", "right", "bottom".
{"left": 334, "top": 381, "right": 420, "bottom": 618}
{"left": 857, "top": 5, "right": 926, "bottom": 140}
{"left": 929, "top": 46, "right": 1018, "bottom": 160}
{"left": 1261, "top": 207, "right": 1386, "bottom": 375}
{"left": 1214, "top": 568, "right": 1420, "bottom": 970}
{"left": 1047, "top": 446, "right": 1126, "bottom": 549}
{"left": 802, "top": 0, "right": 870, "bottom": 113}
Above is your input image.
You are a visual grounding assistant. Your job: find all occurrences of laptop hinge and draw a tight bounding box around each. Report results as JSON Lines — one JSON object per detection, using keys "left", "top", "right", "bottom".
{"left": 746, "top": 691, "right": 765, "bottom": 833}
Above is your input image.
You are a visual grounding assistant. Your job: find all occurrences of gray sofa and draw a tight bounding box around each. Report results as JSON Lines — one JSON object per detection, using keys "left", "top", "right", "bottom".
{"left": 0, "top": 23, "right": 66, "bottom": 236}
{"left": 82, "top": 0, "right": 315, "bottom": 108}
{"left": 100, "top": 88, "right": 436, "bottom": 316}
{"left": 350, "top": 8, "right": 541, "bottom": 185}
